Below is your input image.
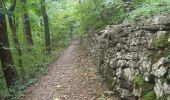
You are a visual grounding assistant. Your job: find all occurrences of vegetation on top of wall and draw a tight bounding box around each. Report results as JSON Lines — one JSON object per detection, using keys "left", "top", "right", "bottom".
{"left": 128, "top": 0, "right": 170, "bottom": 20}
{"left": 75, "top": 0, "right": 170, "bottom": 34}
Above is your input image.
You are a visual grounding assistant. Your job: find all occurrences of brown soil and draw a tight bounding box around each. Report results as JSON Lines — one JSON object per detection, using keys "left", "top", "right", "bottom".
{"left": 20, "top": 40, "right": 117, "bottom": 100}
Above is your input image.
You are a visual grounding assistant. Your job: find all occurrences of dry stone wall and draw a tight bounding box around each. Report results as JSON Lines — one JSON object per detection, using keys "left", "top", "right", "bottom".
{"left": 82, "top": 15, "right": 170, "bottom": 100}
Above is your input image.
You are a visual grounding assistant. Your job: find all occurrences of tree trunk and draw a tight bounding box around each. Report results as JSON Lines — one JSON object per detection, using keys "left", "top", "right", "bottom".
{"left": 7, "top": 0, "right": 25, "bottom": 79}
{"left": 0, "top": 0, "right": 16, "bottom": 87}
{"left": 8, "top": 13, "right": 25, "bottom": 79}
{"left": 40, "top": 0, "right": 51, "bottom": 54}
{"left": 20, "top": 0, "right": 33, "bottom": 51}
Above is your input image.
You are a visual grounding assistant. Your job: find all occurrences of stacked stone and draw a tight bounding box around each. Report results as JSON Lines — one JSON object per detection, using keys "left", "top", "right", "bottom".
{"left": 83, "top": 15, "right": 170, "bottom": 99}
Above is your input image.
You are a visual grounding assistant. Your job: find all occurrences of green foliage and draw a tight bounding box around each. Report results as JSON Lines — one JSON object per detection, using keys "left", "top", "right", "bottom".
{"left": 167, "top": 50, "right": 170, "bottom": 61}
{"left": 149, "top": 33, "right": 170, "bottom": 63}
{"left": 159, "top": 95, "right": 168, "bottom": 100}
{"left": 160, "top": 78, "right": 167, "bottom": 85}
{"left": 152, "top": 34, "right": 170, "bottom": 49}
{"left": 76, "top": 0, "right": 170, "bottom": 34}
{"left": 100, "top": 94, "right": 106, "bottom": 100}
{"left": 134, "top": 74, "right": 154, "bottom": 96}
{"left": 141, "top": 83, "right": 154, "bottom": 96}
{"left": 128, "top": 0, "right": 170, "bottom": 20}
{"left": 134, "top": 74, "right": 145, "bottom": 88}
{"left": 1, "top": 0, "right": 170, "bottom": 99}
{"left": 0, "top": 0, "right": 75, "bottom": 99}
{"left": 132, "top": 0, "right": 145, "bottom": 5}
{"left": 0, "top": 68, "right": 9, "bottom": 98}
{"left": 76, "top": 0, "right": 125, "bottom": 34}
{"left": 142, "top": 91, "right": 156, "bottom": 100}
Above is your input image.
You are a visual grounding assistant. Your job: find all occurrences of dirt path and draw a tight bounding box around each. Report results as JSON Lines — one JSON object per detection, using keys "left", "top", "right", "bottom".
{"left": 20, "top": 41, "right": 112, "bottom": 100}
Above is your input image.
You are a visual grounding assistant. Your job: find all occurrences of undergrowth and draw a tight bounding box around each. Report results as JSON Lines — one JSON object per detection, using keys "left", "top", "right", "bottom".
{"left": 0, "top": 43, "right": 68, "bottom": 99}
{"left": 125, "top": 0, "right": 170, "bottom": 21}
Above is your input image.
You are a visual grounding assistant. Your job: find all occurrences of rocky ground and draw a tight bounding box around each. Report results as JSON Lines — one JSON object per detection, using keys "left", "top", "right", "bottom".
{"left": 20, "top": 41, "right": 119, "bottom": 100}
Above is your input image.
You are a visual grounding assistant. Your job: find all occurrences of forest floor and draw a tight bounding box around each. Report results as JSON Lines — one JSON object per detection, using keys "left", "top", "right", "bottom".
{"left": 20, "top": 40, "right": 118, "bottom": 100}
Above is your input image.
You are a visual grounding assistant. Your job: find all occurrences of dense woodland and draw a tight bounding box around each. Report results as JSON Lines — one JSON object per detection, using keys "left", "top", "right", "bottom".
{"left": 0, "top": 0, "right": 170, "bottom": 99}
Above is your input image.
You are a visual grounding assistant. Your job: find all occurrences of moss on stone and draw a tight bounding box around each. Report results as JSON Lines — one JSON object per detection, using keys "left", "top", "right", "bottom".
{"left": 149, "top": 33, "right": 170, "bottom": 64}
{"left": 152, "top": 33, "right": 169, "bottom": 49}
{"left": 103, "top": 66, "right": 115, "bottom": 89}
{"left": 167, "top": 50, "right": 170, "bottom": 61}
{"left": 149, "top": 50, "right": 163, "bottom": 64}
{"left": 106, "top": 75, "right": 114, "bottom": 90}
{"left": 142, "top": 91, "right": 156, "bottom": 100}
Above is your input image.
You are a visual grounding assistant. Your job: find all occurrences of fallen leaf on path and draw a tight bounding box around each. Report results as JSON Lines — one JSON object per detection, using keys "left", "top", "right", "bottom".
{"left": 57, "top": 85, "right": 62, "bottom": 88}
{"left": 54, "top": 97, "right": 59, "bottom": 100}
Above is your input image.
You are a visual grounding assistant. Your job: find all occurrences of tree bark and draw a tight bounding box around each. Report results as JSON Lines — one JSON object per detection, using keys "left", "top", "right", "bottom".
{"left": 0, "top": 0, "right": 16, "bottom": 87}
{"left": 9, "top": 16, "right": 23, "bottom": 69}
{"left": 40, "top": 0, "right": 51, "bottom": 54}
{"left": 20, "top": 0, "right": 33, "bottom": 51}
{"left": 7, "top": 0, "right": 24, "bottom": 78}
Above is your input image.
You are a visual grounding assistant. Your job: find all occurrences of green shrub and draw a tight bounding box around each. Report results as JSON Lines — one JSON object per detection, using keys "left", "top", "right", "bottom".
{"left": 141, "top": 83, "right": 154, "bottom": 95}
{"left": 159, "top": 95, "right": 168, "bottom": 100}
{"left": 134, "top": 74, "right": 145, "bottom": 88}
{"left": 128, "top": 0, "right": 170, "bottom": 20}
{"left": 142, "top": 91, "right": 156, "bottom": 100}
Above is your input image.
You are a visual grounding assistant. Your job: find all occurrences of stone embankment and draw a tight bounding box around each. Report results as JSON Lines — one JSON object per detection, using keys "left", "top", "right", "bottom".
{"left": 82, "top": 15, "right": 170, "bottom": 100}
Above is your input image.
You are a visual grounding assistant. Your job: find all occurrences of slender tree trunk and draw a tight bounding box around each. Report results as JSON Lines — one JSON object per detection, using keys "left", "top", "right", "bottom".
{"left": 0, "top": 0, "right": 16, "bottom": 87}
{"left": 40, "top": 0, "right": 51, "bottom": 54}
{"left": 8, "top": 13, "right": 25, "bottom": 79}
{"left": 20, "top": 0, "right": 33, "bottom": 51}
{"left": 6, "top": 0, "right": 25, "bottom": 79}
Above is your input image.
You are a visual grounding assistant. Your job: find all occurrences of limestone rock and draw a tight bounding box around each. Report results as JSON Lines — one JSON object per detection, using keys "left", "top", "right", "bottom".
{"left": 154, "top": 79, "right": 164, "bottom": 98}
{"left": 151, "top": 58, "right": 167, "bottom": 78}
{"left": 82, "top": 14, "right": 170, "bottom": 99}
{"left": 164, "top": 82, "right": 170, "bottom": 95}
{"left": 117, "top": 88, "right": 130, "bottom": 98}
{"left": 123, "top": 68, "right": 138, "bottom": 81}
{"left": 152, "top": 15, "right": 170, "bottom": 25}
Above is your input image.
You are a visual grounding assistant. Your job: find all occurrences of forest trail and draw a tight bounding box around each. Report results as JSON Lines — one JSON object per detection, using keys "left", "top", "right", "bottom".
{"left": 20, "top": 40, "right": 110, "bottom": 100}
